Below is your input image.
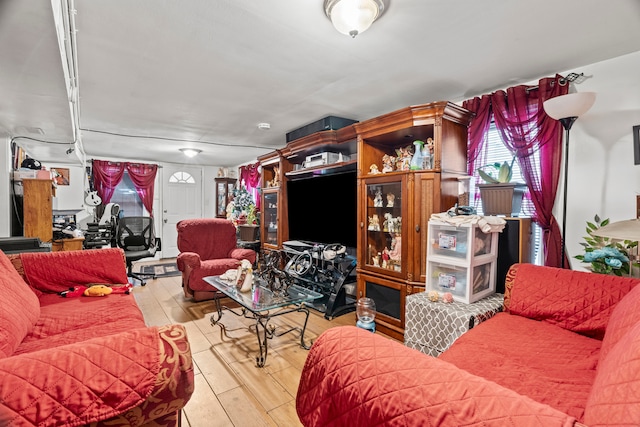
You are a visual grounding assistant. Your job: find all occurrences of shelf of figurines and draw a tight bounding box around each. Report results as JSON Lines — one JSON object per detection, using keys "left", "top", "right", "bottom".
{"left": 366, "top": 211, "right": 403, "bottom": 273}
{"left": 367, "top": 139, "right": 434, "bottom": 175}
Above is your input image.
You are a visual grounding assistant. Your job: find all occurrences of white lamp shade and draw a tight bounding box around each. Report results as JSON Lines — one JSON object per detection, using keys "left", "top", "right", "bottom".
{"left": 180, "top": 148, "right": 201, "bottom": 158}
{"left": 326, "top": 0, "right": 383, "bottom": 37}
{"left": 543, "top": 92, "right": 596, "bottom": 120}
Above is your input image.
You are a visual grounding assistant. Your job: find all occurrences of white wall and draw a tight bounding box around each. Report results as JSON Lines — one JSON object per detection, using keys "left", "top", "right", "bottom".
{"left": 0, "top": 137, "right": 10, "bottom": 236}
{"left": 557, "top": 51, "right": 640, "bottom": 268}
{"left": 45, "top": 163, "right": 93, "bottom": 224}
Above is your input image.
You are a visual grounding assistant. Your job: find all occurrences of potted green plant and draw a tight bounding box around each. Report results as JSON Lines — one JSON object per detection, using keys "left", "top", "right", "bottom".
{"left": 476, "top": 156, "right": 527, "bottom": 216}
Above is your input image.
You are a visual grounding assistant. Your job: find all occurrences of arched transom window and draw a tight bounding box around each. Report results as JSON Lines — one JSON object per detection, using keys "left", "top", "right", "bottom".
{"left": 169, "top": 171, "right": 195, "bottom": 184}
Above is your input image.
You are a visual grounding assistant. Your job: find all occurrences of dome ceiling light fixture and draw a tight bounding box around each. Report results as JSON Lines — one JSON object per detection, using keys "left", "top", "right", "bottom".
{"left": 179, "top": 148, "right": 202, "bottom": 158}
{"left": 324, "top": 0, "right": 386, "bottom": 38}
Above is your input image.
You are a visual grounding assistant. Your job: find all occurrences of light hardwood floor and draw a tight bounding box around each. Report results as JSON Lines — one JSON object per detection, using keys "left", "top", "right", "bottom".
{"left": 131, "top": 260, "right": 356, "bottom": 427}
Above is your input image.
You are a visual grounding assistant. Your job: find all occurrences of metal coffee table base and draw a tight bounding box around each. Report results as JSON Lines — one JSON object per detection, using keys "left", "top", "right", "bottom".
{"left": 210, "top": 300, "right": 313, "bottom": 367}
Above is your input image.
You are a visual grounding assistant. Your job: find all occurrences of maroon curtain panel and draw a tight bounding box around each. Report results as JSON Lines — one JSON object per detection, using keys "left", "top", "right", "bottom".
{"left": 92, "top": 160, "right": 126, "bottom": 204}
{"left": 463, "top": 75, "right": 568, "bottom": 268}
{"left": 126, "top": 163, "right": 158, "bottom": 217}
{"left": 239, "top": 162, "right": 261, "bottom": 210}
{"left": 462, "top": 95, "right": 492, "bottom": 207}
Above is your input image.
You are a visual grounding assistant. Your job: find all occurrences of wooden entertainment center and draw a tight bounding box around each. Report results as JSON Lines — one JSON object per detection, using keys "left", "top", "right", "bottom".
{"left": 258, "top": 101, "right": 473, "bottom": 339}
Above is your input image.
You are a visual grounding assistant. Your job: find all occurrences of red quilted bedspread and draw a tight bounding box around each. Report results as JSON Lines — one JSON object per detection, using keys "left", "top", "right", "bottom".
{"left": 0, "top": 248, "right": 194, "bottom": 427}
{"left": 439, "top": 312, "right": 600, "bottom": 421}
{"left": 297, "top": 326, "right": 576, "bottom": 427}
{"left": 20, "top": 249, "right": 129, "bottom": 294}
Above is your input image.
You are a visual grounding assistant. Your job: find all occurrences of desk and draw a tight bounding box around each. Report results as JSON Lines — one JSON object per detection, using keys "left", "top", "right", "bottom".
{"left": 404, "top": 293, "right": 503, "bottom": 357}
{"left": 52, "top": 237, "right": 85, "bottom": 252}
{"left": 204, "top": 275, "right": 322, "bottom": 367}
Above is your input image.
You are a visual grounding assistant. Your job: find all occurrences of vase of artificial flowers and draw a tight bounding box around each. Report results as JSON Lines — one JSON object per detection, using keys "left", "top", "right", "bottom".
{"left": 575, "top": 215, "right": 634, "bottom": 276}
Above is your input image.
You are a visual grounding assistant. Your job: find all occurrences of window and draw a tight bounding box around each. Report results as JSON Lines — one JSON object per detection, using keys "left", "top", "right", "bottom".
{"left": 475, "top": 123, "right": 543, "bottom": 264}
{"left": 169, "top": 171, "right": 195, "bottom": 184}
{"left": 110, "top": 172, "right": 147, "bottom": 217}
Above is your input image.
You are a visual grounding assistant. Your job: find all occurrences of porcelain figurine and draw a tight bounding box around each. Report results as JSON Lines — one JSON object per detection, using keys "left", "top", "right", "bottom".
{"left": 386, "top": 193, "right": 395, "bottom": 207}
{"left": 374, "top": 189, "right": 383, "bottom": 207}
{"left": 236, "top": 259, "right": 253, "bottom": 293}
{"left": 368, "top": 214, "right": 380, "bottom": 231}
{"left": 372, "top": 253, "right": 381, "bottom": 267}
{"left": 381, "top": 154, "right": 395, "bottom": 173}
{"left": 389, "top": 234, "right": 401, "bottom": 260}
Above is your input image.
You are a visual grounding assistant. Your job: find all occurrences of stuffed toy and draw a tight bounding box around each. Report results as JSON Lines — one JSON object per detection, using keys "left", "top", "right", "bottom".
{"left": 59, "top": 283, "right": 132, "bottom": 297}
{"left": 84, "top": 285, "right": 112, "bottom": 297}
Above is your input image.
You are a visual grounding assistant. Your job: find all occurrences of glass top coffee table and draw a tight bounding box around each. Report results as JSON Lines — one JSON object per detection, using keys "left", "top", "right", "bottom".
{"left": 204, "top": 275, "right": 323, "bottom": 367}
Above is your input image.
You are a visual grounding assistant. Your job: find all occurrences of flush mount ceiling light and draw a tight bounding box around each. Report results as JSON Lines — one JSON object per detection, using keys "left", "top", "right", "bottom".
{"left": 180, "top": 148, "right": 202, "bottom": 158}
{"left": 324, "top": 0, "right": 386, "bottom": 38}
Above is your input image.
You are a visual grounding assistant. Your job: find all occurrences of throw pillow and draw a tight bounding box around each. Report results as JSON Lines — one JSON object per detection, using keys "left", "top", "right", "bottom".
{"left": 584, "top": 320, "right": 640, "bottom": 425}
{"left": 599, "top": 283, "right": 640, "bottom": 362}
{"left": 0, "top": 251, "right": 40, "bottom": 358}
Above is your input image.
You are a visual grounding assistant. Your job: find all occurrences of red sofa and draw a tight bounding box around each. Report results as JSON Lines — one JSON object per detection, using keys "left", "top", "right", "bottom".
{"left": 297, "top": 264, "right": 640, "bottom": 427}
{"left": 0, "top": 248, "right": 194, "bottom": 427}
{"left": 176, "top": 218, "right": 256, "bottom": 301}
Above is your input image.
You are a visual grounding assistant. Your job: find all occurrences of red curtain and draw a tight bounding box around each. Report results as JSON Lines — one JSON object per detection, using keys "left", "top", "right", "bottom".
{"left": 92, "top": 160, "right": 125, "bottom": 205}
{"left": 239, "top": 162, "right": 261, "bottom": 210}
{"left": 126, "top": 163, "right": 158, "bottom": 217}
{"left": 92, "top": 159, "right": 158, "bottom": 217}
{"left": 462, "top": 75, "right": 569, "bottom": 267}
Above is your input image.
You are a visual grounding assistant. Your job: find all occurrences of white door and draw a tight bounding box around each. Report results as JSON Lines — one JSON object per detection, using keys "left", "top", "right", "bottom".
{"left": 161, "top": 165, "right": 203, "bottom": 258}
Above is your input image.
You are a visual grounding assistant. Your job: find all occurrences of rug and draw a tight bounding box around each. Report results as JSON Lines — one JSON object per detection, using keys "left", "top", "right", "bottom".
{"left": 140, "top": 263, "right": 181, "bottom": 278}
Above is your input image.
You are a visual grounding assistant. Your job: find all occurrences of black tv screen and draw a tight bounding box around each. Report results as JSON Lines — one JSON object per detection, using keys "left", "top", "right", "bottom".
{"left": 286, "top": 171, "right": 357, "bottom": 249}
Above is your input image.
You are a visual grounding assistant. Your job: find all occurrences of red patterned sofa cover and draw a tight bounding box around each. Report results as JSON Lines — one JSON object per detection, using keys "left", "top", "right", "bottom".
{"left": 0, "top": 248, "right": 194, "bottom": 427}
{"left": 297, "top": 264, "right": 640, "bottom": 427}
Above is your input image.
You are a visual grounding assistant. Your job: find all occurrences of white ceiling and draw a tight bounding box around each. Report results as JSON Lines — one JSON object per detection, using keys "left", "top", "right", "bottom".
{"left": 2, "top": 0, "right": 640, "bottom": 167}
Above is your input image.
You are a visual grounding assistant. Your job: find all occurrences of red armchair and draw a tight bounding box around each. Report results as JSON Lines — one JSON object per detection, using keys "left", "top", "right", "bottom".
{"left": 176, "top": 218, "right": 256, "bottom": 301}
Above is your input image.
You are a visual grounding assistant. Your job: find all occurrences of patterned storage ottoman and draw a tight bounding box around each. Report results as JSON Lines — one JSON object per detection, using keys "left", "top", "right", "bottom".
{"left": 404, "top": 292, "right": 504, "bottom": 357}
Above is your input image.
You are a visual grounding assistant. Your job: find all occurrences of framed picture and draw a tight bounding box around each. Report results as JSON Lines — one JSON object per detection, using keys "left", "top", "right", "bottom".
{"left": 634, "top": 125, "right": 640, "bottom": 165}
{"left": 52, "top": 168, "right": 70, "bottom": 186}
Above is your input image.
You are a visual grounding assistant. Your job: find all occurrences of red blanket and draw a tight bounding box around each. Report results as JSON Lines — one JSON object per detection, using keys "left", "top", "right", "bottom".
{"left": 297, "top": 326, "right": 576, "bottom": 427}
{"left": 0, "top": 327, "right": 159, "bottom": 426}
{"left": 20, "top": 248, "right": 129, "bottom": 293}
{"left": 439, "top": 313, "right": 600, "bottom": 421}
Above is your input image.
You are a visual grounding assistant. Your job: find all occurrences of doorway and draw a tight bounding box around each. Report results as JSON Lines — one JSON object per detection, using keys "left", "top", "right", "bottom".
{"left": 161, "top": 165, "right": 203, "bottom": 258}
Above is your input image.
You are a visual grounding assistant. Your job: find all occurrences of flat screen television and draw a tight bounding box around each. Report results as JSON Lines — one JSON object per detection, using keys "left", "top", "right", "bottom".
{"left": 286, "top": 170, "right": 357, "bottom": 249}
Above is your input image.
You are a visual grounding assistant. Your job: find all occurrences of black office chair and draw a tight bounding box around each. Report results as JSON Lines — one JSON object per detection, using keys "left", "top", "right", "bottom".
{"left": 116, "top": 216, "right": 157, "bottom": 285}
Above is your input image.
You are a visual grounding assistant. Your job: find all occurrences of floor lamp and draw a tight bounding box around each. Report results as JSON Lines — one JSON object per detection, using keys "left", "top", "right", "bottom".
{"left": 543, "top": 92, "right": 596, "bottom": 268}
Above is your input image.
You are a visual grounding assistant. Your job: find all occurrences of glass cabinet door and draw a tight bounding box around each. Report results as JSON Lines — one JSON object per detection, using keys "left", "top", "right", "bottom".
{"left": 216, "top": 182, "right": 227, "bottom": 217}
{"left": 364, "top": 178, "right": 404, "bottom": 275}
{"left": 263, "top": 192, "right": 278, "bottom": 246}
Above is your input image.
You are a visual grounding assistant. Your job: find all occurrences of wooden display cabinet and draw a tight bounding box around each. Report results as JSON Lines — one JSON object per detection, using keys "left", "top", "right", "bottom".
{"left": 258, "top": 152, "right": 291, "bottom": 251}
{"left": 355, "top": 101, "right": 473, "bottom": 336}
{"left": 258, "top": 128, "right": 357, "bottom": 252}
{"left": 214, "top": 177, "right": 236, "bottom": 218}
